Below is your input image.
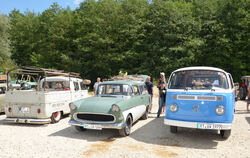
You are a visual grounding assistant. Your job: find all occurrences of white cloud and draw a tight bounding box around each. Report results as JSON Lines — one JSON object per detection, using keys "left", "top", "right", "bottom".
{"left": 73, "top": 0, "right": 81, "bottom": 5}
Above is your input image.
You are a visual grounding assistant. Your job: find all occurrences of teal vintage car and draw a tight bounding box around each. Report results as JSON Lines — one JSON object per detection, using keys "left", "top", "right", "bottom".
{"left": 68, "top": 79, "right": 151, "bottom": 136}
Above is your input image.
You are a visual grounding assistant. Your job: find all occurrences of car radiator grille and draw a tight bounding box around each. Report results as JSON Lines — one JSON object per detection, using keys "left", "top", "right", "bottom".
{"left": 76, "top": 113, "right": 115, "bottom": 122}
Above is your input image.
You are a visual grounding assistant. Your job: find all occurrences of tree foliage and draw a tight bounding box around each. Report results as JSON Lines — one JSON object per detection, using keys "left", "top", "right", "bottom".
{"left": 0, "top": 14, "right": 14, "bottom": 72}
{"left": 6, "top": 0, "right": 250, "bottom": 82}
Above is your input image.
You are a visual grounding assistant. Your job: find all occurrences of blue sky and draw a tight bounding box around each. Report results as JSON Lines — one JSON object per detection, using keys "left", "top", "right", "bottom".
{"left": 0, "top": 0, "right": 84, "bottom": 15}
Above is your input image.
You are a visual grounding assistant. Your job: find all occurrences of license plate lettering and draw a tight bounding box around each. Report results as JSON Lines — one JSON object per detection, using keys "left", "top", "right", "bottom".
{"left": 83, "top": 124, "right": 102, "bottom": 130}
{"left": 20, "top": 107, "right": 30, "bottom": 113}
{"left": 198, "top": 123, "right": 222, "bottom": 129}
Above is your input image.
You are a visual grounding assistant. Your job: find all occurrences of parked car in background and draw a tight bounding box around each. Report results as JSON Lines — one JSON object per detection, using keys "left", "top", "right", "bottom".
{"left": 0, "top": 74, "right": 7, "bottom": 94}
{"left": 0, "top": 74, "right": 7, "bottom": 113}
{"left": 69, "top": 75, "right": 151, "bottom": 136}
{"left": 4, "top": 66, "right": 90, "bottom": 124}
{"left": 164, "top": 67, "right": 235, "bottom": 138}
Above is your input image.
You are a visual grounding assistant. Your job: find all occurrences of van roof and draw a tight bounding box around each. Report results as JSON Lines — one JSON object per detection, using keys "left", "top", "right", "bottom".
{"left": 41, "top": 76, "right": 82, "bottom": 82}
{"left": 173, "top": 66, "right": 228, "bottom": 73}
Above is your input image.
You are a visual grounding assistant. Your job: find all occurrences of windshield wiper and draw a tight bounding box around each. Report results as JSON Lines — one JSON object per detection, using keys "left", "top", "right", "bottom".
{"left": 100, "top": 95, "right": 117, "bottom": 97}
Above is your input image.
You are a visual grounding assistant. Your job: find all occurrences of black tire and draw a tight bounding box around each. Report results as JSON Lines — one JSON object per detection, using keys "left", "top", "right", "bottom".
{"left": 220, "top": 130, "right": 231, "bottom": 139}
{"left": 119, "top": 115, "right": 132, "bottom": 137}
{"left": 170, "top": 126, "right": 177, "bottom": 133}
{"left": 141, "top": 106, "right": 149, "bottom": 120}
{"left": 75, "top": 126, "right": 87, "bottom": 131}
{"left": 51, "top": 111, "right": 61, "bottom": 123}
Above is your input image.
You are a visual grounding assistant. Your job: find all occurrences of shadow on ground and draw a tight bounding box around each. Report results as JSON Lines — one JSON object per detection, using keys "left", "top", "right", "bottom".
{"left": 0, "top": 114, "right": 69, "bottom": 127}
{"left": 130, "top": 117, "right": 222, "bottom": 149}
{"left": 49, "top": 126, "right": 118, "bottom": 142}
{"left": 49, "top": 116, "right": 224, "bottom": 149}
{"left": 246, "top": 117, "right": 250, "bottom": 124}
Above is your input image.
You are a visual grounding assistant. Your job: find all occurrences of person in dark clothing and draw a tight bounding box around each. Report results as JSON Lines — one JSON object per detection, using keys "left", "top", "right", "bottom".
{"left": 157, "top": 72, "right": 166, "bottom": 113}
{"left": 145, "top": 76, "right": 153, "bottom": 113}
{"left": 157, "top": 82, "right": 166, "bottom": 117}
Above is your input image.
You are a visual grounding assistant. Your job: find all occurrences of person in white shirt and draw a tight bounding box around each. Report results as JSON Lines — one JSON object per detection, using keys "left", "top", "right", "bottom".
{"left": 94, "top": 77, "right": 101, "bottom": 93}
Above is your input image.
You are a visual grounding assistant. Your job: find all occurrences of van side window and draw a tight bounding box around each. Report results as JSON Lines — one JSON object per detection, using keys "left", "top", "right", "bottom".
{"left": 228, "top": 74, "right": 234, "bottom": 89}
{"left": 74, "top": 82, "right": 80, "bottom": 91}
{"left": 80, "top": 82, "right": 87, "bottom": 90}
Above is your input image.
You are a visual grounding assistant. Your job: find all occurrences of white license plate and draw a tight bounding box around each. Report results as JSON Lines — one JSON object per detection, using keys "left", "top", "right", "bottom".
{"left": 20, "top": 107, "right": 30, "bottom": 113}
{"left": 197, "top": 123, "right": 222, "bottom": 129}
{"left": 83, "top": 124, "right": 102, "bottom": 130}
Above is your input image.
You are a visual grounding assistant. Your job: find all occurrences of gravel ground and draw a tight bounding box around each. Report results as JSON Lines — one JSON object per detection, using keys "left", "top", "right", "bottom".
{"left": 0, "top": 90, "right": 249, "bottom": 158}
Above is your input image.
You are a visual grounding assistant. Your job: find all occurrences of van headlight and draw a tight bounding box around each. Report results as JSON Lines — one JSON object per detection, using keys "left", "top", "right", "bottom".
{"left": 111, "top": 104, "right": 120, "bottom": 113}
{"left": 169, "top": 104, "right": 178, "bottom": 112}
{"left": 215, "top": 106, "right": 225, "bottom": 115}
{"left": 69, "top": 102, "right": 76, "bottom": 110}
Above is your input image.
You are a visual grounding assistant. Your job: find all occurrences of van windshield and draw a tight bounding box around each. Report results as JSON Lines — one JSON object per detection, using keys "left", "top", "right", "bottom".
{"left": 168, "top": 70, "right": 229, "bottom": 90}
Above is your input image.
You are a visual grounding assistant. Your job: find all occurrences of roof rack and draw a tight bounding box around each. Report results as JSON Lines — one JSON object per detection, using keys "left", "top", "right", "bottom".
{"left": 8, "top": 66, "right": 81, "bottom": 78}
{"left": 6, "top": 66, "right": 83, "bottom": 90}
{"left": 110, "top": 74, "right": 147, "bottom": 82}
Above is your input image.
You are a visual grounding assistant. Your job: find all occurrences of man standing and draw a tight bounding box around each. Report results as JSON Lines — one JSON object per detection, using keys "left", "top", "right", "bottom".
{"left": 94, "top": 77, "right": 101, "bottom": 93}
{"left": 157, "top": 72, "right": 166, "bottom": 113}
{"left": 145, "top": 76, "right": 153, "bottom": 113}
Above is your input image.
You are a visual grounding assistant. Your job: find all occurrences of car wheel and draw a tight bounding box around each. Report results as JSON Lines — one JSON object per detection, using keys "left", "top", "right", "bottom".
{"left": 51, "top": 111, "right": 61, "bottom": 123}
{"left": 220, "top": 130, "right": 231, "bottom": 139}
{"left": 170, "top": 126, "right": 177, "bottom": 133}
{"left": 119, "top": 115, "right": 132, "bottom": 137}
{"left": 75, "top": 126, "right": 87, "bottom": 132}
{"left": 141, "top": 106, "right": 149, "bottom": 120}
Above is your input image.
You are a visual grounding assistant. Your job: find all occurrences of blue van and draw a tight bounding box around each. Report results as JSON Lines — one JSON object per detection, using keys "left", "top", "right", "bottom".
{"left": 164, "top": 67, "right": 235, "bottom": 138}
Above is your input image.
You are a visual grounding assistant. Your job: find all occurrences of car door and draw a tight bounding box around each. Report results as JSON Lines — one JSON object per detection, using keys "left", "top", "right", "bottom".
{"left": 228, "top": 73, "right": 235, "bottom": 110}
{"left": 139, "top": 84, "right": 151, "bottom": 107}
{"left": 130, "top": 85, "right": 146, "bottom": 121}
{"left": 80, "top": 81, "right": 88, "bottom": 98}
{"left": 72, "top": 81, "right": 81, "bottom": 101}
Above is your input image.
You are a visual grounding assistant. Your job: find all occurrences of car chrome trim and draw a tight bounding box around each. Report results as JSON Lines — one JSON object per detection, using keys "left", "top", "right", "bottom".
{"left": 73, "top": 112, "right": 116, "bottom": 124}
{"left": 176, "top": 95, "right": 217, "bottom": 101}
{"left": 68, "top": 119, "right": 124, "bottom": 129}
{"left": 4, "top": 117, "right": 51, "bottom": 124}
{"left": 164, "top": 118, "right": 232, "bottom": 130}
{"left": 167, "top": 89, "right": 234, "bottom": 93}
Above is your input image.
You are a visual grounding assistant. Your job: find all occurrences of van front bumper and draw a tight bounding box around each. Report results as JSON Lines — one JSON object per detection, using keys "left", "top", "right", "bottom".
{"left": 68, "top": 119, "right": 124, "bottom": 129}
{"left": 4, "top": 117, "right": 51, "bottom": 124}
{"left": 164, "top": 118, "right": 232, "bottom": 130}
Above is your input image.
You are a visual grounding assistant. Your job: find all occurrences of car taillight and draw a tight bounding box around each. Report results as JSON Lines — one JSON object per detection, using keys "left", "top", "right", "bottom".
{"left": 65, "top": 88, "right": 70, "bottom": 91}
{"left": 37, "top": 109, "right": 41, "bottom": 114}
{"left": 8, "top": 107, "right": 12, "bottom": 112}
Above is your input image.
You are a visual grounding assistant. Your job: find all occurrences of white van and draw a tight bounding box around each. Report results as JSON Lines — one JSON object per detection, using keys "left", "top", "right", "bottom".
{"left": 4, "top": 67, "right": 90, "bottom": 124}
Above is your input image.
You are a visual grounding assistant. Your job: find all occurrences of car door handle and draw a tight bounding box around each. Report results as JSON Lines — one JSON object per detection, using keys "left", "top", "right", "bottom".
{"left": 141, "top": 97, "right": 143, "bottom": 99}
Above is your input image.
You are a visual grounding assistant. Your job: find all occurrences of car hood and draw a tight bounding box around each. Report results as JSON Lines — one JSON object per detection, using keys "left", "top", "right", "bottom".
{"left": 76, "top": 96, "right": 124, "bottom": 113}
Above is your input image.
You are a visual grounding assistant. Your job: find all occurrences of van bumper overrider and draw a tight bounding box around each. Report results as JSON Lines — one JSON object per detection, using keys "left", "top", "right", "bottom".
{"left": 164, "top": 118, "right": 232, "bottom": 130}
{"left": 68, "top": 119, "right": 124, "bottom": 129}
{"left": 4, "top": 117, "right": 51, "bottom": 124}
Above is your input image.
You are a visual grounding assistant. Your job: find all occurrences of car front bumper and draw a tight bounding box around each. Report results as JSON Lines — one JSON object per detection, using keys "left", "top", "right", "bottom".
{"left": 4, "top": 117, "right": 51, "bottom": 124}
{"left": 164, "top": 118, "right": 232, "bottom": 130}
{"left": 68, "top": 119, "right": 124, "bottom": 130}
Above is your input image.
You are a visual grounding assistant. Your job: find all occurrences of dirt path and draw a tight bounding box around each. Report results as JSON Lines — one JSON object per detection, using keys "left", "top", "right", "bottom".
{"left": 0, "top": 89, "right": 249, "bottom": 158}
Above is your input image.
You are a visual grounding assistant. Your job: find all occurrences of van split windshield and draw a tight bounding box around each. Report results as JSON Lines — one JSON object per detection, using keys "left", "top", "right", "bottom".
{"left": 168, "top": 70, "right": 229, "bottom": 90}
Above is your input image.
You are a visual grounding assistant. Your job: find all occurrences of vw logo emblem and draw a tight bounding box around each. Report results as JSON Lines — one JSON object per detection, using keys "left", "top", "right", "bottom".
{"left": 192, "top": 105, "right": 200, "bottom": 112}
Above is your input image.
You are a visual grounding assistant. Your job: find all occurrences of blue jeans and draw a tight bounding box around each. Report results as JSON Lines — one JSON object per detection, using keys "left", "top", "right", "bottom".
{"left": 157, "top": 96, "right": 164, "bottom": 117}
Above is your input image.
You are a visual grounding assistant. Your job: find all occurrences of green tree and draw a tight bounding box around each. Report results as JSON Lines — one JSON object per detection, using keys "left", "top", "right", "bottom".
{"left": 0, "top": 14, "right": 14, "bottom": 72}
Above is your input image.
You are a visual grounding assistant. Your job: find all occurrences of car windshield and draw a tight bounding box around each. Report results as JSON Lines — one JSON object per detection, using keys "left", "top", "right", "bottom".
{"left": 168, "top": 70, "right": 229, "bottom": 90}
{"left": 96, "top": 84, "right": 133, "bottom": 96}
